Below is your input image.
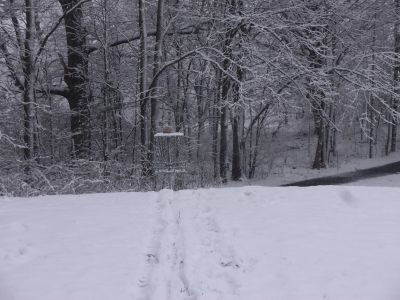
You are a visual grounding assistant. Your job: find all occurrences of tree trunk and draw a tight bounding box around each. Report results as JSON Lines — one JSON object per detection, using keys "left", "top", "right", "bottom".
{"left": 138, "top": 0, "right": 148, "bottom": 175}
{"left": 219, "top": 37, "right": 234, "bottom": 183}
{"left": 369, "top": 12, "right": 377, "bottom": 159}
{"left": 195, "top": 75, "right": 205, "bottom": 162}
{"left": 212, "top": 69, "right": 221, "bottom": 180}
{"left": 391, "top": 0, "right": 400, "bottom": 153}
{"left": 312, "top": 112, "right": 326, "bottom": 169}
{"left": 219, "top": 103, "right": 228, "bottom": 183}
{"left": 231, "top": 66, "right": 242, "bottom": 181}
{"left": 58, "top": 0, "right": 91, "bottom": 158}
{"left": 101, "top": 0, "right": 110, "bottom": 162}
{"left": 219, "top": 56, "right": 230, "bottom": 182}
{"left": 147, "top": 0, "right": 164, "bottom": 177}
{"left": 22, "top": 0, "right": 35, "bottom": 163}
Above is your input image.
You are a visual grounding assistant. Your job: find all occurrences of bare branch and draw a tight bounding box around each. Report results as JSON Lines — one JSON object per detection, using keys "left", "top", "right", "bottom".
{"left": 35, "top": 0, "right": 91, "bottom": 64}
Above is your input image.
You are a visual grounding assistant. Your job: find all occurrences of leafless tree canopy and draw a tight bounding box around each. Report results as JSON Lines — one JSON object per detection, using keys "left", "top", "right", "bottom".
{"left": 0, "top": 0, "right": 399, "bottom": 195}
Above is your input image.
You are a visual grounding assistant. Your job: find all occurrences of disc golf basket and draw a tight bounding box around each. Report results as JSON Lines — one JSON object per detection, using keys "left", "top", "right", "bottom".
{"left": 154, "top": 126, "right": 187, "bottom": 189}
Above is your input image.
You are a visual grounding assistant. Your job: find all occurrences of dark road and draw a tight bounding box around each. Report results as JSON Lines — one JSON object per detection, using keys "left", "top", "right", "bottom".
{"left": 282, "top": 161, "right": 400, "bottom": 187}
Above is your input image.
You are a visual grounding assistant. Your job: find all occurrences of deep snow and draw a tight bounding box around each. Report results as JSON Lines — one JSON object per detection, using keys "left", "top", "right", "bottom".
{"left": 1, "top": 186, "right": 400, "bottom": 300}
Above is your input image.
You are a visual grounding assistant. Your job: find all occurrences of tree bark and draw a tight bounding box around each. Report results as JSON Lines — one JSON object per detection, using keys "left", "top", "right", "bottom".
{"left": 391, "top": 0, "right": 400, "bottom": 153}
{"left": 147, "top": 0, "right": 164, "bottom": 177}
{"left": 212, "top": 69, "right": 221, "bottom": 180}
{"left": 58, "top": 0, "right": 91, "bottom": 158}
{"left": 219, "top": 18, "right": 235, "bottom": 183}
{"left": 312, "top": 109, "right": 326, "bottom": 169}
{"left": 138, "top": 0, "right": 148, "bottom": 175}
{"left": 22, "top": 0, "right": 35, "bottom": 162}
{"left": 231, "top": 66, "right": 242, "bottom": 181}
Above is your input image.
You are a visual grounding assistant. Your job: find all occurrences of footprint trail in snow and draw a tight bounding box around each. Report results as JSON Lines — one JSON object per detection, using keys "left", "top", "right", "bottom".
{"left": 136, "top": 189, "right": 195, "bottom": 300}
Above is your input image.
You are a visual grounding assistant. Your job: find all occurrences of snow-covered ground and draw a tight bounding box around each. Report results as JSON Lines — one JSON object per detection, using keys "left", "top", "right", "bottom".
{"left": 1, "top": 186, "right": 400, "bottom": 300}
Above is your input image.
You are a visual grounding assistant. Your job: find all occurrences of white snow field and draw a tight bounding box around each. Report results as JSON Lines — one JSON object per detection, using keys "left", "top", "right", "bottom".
{"left": 1, "top": 186, "right": 400, "bottom": 300}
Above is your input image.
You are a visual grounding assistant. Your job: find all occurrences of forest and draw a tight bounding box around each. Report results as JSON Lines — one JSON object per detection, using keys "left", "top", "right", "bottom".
{"left": 0, "top": 0, "right": 399, "bottom": 195}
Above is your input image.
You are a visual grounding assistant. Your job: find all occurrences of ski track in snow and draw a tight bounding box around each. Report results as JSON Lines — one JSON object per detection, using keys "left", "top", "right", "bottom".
{"left": 136, "top": 190, "right": 195, "bottom": 300}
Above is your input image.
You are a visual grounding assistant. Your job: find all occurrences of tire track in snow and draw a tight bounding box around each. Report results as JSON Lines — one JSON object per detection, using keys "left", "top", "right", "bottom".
{"left": 136, "top": 190, "right": 195, "bottom": 300}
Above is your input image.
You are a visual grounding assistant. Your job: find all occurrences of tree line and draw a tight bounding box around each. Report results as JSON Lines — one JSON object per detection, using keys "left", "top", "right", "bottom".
{"left": 0, "top": 0, "right": 399, "bottom": 195}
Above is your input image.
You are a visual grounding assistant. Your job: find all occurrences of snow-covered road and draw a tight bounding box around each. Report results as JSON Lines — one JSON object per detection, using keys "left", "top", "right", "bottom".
{"left": 1, "top": 186, "right": 400, "bottom": 300}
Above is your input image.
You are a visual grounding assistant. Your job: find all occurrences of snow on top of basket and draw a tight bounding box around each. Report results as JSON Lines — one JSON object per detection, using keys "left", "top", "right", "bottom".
{"left": 155, "top": 126, "right": 184, "bottom": 137}
{"left": 155, "top": 132, "right": 184, "bottom": 137}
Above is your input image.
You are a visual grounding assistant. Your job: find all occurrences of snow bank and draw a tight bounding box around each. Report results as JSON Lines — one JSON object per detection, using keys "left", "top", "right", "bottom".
{"left": 1, "top": 186, "right": 400, "bottom": 300}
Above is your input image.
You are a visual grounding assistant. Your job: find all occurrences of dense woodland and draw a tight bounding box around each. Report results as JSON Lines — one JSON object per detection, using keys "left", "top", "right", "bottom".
{"left": 0, "top": 0, "right": 399, "bottom": 195}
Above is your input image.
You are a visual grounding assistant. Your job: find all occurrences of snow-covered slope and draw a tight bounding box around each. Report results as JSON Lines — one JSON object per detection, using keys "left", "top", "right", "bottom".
{"left": 1, "top": 187, "right": 400, "bottom": 300}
